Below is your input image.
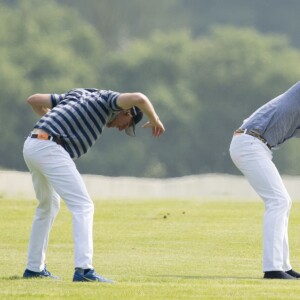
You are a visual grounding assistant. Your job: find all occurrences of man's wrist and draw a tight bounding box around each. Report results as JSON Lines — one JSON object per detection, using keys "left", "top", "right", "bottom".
{"left": 153, "top": 116, "right": 159, "bottom": 123}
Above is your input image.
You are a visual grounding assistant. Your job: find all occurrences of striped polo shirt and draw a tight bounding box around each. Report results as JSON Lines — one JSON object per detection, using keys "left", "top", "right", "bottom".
{"left": 34, "top": 88, "right": 121, "bottom": 159}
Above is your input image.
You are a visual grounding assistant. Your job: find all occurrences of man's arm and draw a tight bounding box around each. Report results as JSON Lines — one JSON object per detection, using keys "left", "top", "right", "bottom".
{"left": 116, "top": 92, "right": 165, "bottom": 137}
{"left": 27, "top": 94, "right": 52, "bottom": 117}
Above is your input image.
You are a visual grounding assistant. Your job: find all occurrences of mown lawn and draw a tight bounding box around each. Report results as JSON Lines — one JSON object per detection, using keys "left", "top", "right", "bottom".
{"left": 1, "top": 197, "right": 300, "bottom": 299}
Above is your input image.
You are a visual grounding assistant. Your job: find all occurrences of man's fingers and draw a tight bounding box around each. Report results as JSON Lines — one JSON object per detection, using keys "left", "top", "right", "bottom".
{"left": 152, "top": 126, "right": 165, "bottom": 137}
{"left": 141, "top": 121, "right": 165, "bottom": 137}
{"left": 142, "top": 121, "right": 152, "bottom": 128}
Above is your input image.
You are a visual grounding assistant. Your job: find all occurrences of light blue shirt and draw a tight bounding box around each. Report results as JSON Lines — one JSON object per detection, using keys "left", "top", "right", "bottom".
{"left": 241, "top": 81, "right": 300, "bottom": 148}
{"left": 34, "top": 88, "right": 121, "bottom": 159}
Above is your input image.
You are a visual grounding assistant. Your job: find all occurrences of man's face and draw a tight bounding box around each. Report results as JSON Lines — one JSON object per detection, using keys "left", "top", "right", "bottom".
{"left": 106, "top": 110, "right": 133, "bottom": 131}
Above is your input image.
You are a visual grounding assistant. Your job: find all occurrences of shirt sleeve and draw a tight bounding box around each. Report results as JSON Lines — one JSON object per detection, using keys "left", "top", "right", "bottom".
{"left": 98, "top": 90, "right": 121, "bottom": 111}
{"left": 50, "top": 93, "right": 66, "bottom": 108}
{"left": 106, "top": 90, "right": 121, "bottom": 111}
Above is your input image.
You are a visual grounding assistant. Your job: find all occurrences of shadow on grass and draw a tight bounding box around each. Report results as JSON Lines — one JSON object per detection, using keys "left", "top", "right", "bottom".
{"left": 2, "top": 275, "right": 59, "bottom": 280}
{"left": 152, "top": 274, "right": 262, "bottom": 280}
{"left": 3, "top": 274, "right": 263, "bottom": 281}
{"left": 2, "top": 275, "right": 23, "bottom": 280}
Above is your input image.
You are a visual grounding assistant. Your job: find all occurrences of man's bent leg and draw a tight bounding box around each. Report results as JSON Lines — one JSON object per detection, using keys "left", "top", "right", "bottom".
{"left": 41, "top": 145, "right": 94, "bottom": 269}
{"left": 230, "top": 135, "right": 291, "bottom": 272}
{"left": 23, "top": 138, "right": 60, "bottom": 271}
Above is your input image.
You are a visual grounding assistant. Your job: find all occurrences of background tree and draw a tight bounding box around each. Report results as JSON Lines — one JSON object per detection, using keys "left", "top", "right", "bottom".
{"left": 1, "top": 0, "right": 300, "bottom": 177}
{"left": 58, "top": 0, "right": 183, "bottom": 49}
{"left": 56, "top": 0, "right": 300, "bottom": 49}
{"left": 175, "top": 0, "right": 300, "bottom": 48}
{"left": 190, "top": 27, "right": 300, "bottom": 174}
{"left": 0, "top": 0, "right": 104, "bottom": 169}
{"left": 77, "top": 28, "right": 300, "bottom": 177}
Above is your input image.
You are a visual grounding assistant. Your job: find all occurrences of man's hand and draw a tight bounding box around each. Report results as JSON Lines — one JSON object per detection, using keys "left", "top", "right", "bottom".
{"left": 142, "top": 118, "right": 165, "bottom": 137}
{"left": 116, "top": 92, "right": 165, "bottom": 137}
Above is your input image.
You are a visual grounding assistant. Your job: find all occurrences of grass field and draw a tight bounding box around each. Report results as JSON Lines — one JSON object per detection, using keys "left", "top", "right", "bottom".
{"left": 1, "top": 198, "right": 300, "bottom": 299}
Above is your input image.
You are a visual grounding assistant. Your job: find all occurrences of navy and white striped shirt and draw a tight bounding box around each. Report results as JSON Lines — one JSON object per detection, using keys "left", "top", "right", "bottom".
{"left": 34, "top": 88, "right": 121, "bottom": 159}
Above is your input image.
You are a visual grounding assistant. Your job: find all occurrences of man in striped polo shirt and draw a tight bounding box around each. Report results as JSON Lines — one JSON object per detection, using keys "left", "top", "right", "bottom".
{"left": 22, "top": 88, "right": 165, "bottom": 282}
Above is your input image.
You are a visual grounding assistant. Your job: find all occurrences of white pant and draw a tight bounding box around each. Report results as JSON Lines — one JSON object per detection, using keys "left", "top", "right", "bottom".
{"left": 229, "top": 134, "right": 292, "bottom": 272}
{"left": 23, "top": 137, "right": 94, "bottom": 272}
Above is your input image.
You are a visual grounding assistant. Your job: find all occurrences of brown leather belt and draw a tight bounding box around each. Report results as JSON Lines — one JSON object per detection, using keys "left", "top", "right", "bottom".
{"left": 234, "top": 129, "right": 272, "bottom": 150}
{"left": 30, "top": 133, "right": 64, "bottom": 147}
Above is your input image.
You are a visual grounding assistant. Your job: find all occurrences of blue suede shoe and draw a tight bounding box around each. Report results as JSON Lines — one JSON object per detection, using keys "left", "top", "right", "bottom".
{"left": 23, "top": 266, "right": 60, "bottom": 279}
{"left": 73, "top": 268, "right": 114, "bottom": 283}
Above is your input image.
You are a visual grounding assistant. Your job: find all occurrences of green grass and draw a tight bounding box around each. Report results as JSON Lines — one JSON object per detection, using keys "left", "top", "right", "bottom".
{"left": 1, "top": 197, "right": 300, "bottom": 299}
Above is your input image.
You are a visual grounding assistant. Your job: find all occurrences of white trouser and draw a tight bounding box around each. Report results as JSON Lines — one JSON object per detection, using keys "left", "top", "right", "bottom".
{"left": 23, "top": 137, "right": 94, "bottom": 272}
{"left": 229, "top": 134, "right": 292, "bottom": 272}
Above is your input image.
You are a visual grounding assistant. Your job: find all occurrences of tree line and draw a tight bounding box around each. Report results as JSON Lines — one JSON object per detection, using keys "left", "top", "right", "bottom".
{"left": 1, "top": 0, "right": 300, "bottom": 177}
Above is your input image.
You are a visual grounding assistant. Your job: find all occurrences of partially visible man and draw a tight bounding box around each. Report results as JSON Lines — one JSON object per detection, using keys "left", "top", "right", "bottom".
{"left": 229, "top": 81, "right": 300, "bottom": 280}
{"left": 23, "top": 88, "right": 165, "bottom": 282}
